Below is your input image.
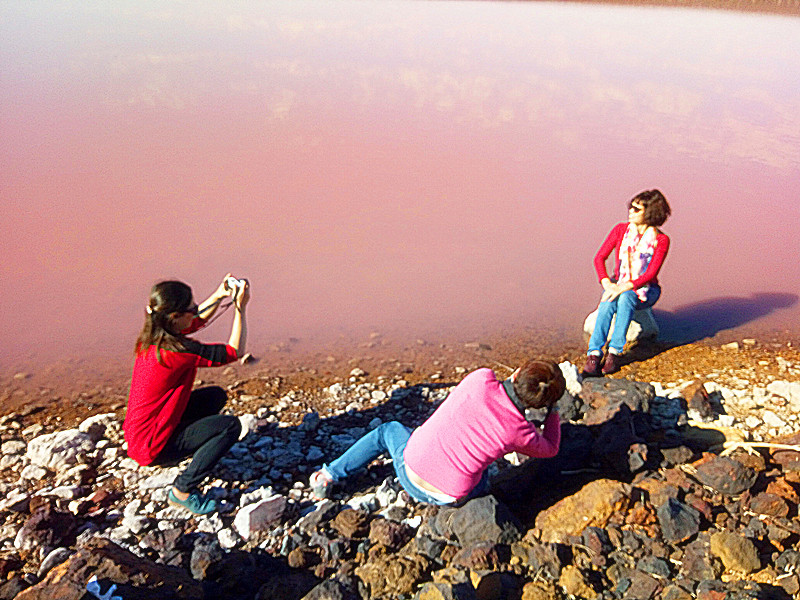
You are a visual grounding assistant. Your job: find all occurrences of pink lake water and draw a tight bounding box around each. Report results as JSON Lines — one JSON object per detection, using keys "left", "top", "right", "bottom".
{"left": 2, "top": 1, "right": 799, "bottom": 375}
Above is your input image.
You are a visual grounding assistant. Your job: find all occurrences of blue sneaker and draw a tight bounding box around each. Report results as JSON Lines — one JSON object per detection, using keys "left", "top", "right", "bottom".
{"left": 167, "top": 488, "right": 217, "bottom": 515}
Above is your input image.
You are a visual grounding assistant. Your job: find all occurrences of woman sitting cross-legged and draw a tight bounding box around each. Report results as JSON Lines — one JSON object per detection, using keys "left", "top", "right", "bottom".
{"left": 309, "top": 360, "right": 565, "bottom": 505}
{"left": 123, "top": 274, "right": 249, "bottom": 515}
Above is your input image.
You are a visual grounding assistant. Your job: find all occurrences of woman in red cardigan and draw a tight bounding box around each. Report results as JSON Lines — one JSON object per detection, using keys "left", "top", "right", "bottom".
{"left": 583, "top": 190, "right": 671, "bottom": 376}
{"left": 124, "top": 275, "right": 249, "bottom": 515}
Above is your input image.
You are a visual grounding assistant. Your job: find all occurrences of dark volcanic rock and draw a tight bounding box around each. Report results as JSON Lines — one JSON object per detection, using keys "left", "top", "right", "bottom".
{"left": 693, "top": 455, "right": 757, "bottom": 495}
{"left": 580, "top": 378, "right": 654, "bottom": 426}
{"left": 190, "top": 535, "right": 223, "bottom": 580}
{"left": 695, "top": 579, "right": 764, "bottom": 600}
{"left": 300, "top": 578, "right": 360, "bottom": 600}
{"left": 14, "top": 536, "right": 203, "bottom": 600}
{"left": 14, "top": 499, "right": 78, "bottom": 552}
{"left": 660, "top": 445, "right": 695, "bottom": 466}
{"left": 657, "top": 498, "right": 700, "bottom": 544}
{"left": 511, "top": 541, "right": 563, "bottom": 579}
{"left": 679, "top": 534, "right": 719, "bottom": 581}
{"left": 435, "top": 496, "right": 522, "bottom": 547}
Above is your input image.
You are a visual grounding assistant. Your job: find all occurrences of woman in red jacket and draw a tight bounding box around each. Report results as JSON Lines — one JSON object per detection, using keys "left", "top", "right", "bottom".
{"left": 583, "top": 190, "right": 671, "bottom": 376}
{"left": 124, "top": 275, "right": 249, "bottom": 515}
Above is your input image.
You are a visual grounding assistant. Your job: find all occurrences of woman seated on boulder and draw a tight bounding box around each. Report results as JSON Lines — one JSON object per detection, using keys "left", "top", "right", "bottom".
{"left": 583, "top": 189, "right": 672, "bottom": 376}
{"left": 310, "top": 360, "right": 564, "bottom": 505}
{"left": 124, "top": 275, "right": 249, "bottom": 515}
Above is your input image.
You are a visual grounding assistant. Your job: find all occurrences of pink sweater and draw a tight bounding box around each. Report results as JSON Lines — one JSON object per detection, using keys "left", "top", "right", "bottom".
{"left": 403, "top": 368, "right": 561, "bottom": 498}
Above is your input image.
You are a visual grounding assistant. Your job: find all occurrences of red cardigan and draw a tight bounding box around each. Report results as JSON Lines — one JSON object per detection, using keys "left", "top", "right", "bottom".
{"left": 124, "top": 318, "right": 237, "bottom": 465}
{"left": 594, "top": 222, "right": 670, "bottom": 290}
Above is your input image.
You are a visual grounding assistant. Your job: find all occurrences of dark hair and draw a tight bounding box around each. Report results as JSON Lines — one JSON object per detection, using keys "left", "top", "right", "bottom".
{"left": 135, "top": 280, "right": 194, "bottom": 362}
{"left": 629, "top": 189, "right": 671, "bottom": 227}
{"left": 512, "top": 360, "right": 566, "bottom": 409}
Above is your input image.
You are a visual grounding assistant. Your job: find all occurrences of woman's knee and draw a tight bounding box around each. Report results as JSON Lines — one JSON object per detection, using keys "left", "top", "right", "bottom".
{"left": 190, "top": 386, "right": 228, "bottom": 413}
{"left": 224, "top": 415, "right": 242, "bottom": 438}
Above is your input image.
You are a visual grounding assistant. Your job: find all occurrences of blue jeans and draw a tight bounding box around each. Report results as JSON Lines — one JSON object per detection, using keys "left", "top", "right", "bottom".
{"left": 588, "top": 285, "right": 661, "bottom": 355}
{"left": 324, "top": 421, "right": 489, "bottom": 505}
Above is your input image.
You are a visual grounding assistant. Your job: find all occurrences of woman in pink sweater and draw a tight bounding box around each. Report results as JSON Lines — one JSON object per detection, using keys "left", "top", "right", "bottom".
{"left": 310, "top": 360, "right": 564, "bottom": 505}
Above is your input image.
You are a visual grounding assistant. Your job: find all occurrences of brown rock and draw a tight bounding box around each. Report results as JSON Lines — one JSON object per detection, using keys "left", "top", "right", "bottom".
{"left": 766, "top": 477, "right": 800, "bottom": 504}
{"left": 332, "top": 509, "right": 370, "bottom": 539}
{"left": 661, "top": 583, "right": 694, "bottom": 600}
{"left": 534, "top": 479, "right": 631, "bottom": 543}
{"left": 625, "top": 502, "right": 657, "bottom": 527}
{"left": 662, "top": 466, "right": 694, "bottom": 491}
{"left": 769, "top": 432, "right": 800, "bottom": 466}
{"left": 288, "top": 548, "right": 319, "bottom": 569}
{"left": 368, "top": 518, "right": 412, "bottom": 550}
{"left": 693, "top": 455, "right": 757, "bottom": 495}
{"left": 15, "top": 536, "right": 203, "bottom": 600}
{"left": 748, "top": 492, "right": 789, "bottom": 517}
{"left": 684, "top": 493, "right": 713, "bottom": 522}
{"left": 451, "top": 542, "right": 501, "bottom": 571}
{"left": 355, "top": 553, "right": 430, "bottom": 597}
{"left": 558, "top": 565, "right": 597, "bottom": 599}
{"left": 626, "top": 570, "right": 661, "bottom": 600}
{"left": 709, "top": 532, "right": 760, "bottom": 574}
{"left": 521, "top": 580, "right": 560, "bottom": 600}
{"left": 635, "top": 478, "right": 680, "bottom": 507}
{"left": 414, "top": 580, "right": 478, "bottom": 600}
{"left": 684, "top": 381, "right": 714, "bottom": 419}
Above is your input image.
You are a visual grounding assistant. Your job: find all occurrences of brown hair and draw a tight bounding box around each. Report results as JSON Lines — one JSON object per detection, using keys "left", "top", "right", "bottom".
{"left": 629, "top": 189, "right": 671, "bottom": 227}
{"left": 134, "top": 280, "right": 194, "bottom": 363}
{"left": 512, "top": 360, "right": 566, "bottom": 409}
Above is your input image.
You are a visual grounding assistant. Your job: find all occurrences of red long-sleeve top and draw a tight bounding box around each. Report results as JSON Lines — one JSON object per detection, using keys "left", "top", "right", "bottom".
{"left": 594, "top": 222, "right": 670, "bottom": 290}
{"left": 123, "top": 318, "right": 237, "bottom": 465}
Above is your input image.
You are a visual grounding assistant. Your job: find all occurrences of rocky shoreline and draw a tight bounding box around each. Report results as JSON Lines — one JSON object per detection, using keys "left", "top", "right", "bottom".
{"left": 0, "top": 339, "right": 799, "bottom": 599}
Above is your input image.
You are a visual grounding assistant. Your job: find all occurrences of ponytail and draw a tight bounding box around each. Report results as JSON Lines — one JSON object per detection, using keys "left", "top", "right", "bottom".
{"left": 135, "top": 281, "right": 193, "bottom": 364}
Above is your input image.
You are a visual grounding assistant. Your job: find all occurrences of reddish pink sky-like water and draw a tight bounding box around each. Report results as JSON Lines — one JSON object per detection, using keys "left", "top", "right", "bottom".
{"left": 2, "top": 1, "right": 799, "bottom": 375}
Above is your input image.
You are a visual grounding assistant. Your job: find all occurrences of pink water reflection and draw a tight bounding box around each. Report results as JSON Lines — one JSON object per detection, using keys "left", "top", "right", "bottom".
{"left": 2, "top": 1, "right": 799, "bottom": 372}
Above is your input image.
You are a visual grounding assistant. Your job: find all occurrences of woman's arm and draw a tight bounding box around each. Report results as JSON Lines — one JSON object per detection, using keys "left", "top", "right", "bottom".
{"left": 227, "top": 280, "right": 249, "bottom": 357}
{"left": 517, "top": 410, "right": 561, "bottom": 458}
{"left": 593, "top": 223, "right": 626, "bottom": 283}
{"left": 197, "top": 273, "right": 235, "bottom": 321}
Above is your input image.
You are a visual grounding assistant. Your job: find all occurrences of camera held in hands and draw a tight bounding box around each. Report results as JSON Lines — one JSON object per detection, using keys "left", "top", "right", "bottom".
{"left": 225, "top": 276, "right": 246, "bottom": 295}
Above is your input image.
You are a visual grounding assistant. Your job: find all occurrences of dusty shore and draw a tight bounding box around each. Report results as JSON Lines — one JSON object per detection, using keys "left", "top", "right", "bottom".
{"left": 2, "top": 325, "right": 797, "bottom": 434}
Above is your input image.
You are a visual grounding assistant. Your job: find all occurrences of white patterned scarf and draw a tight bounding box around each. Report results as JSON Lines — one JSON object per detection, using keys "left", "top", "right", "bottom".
{"left": 618, "top": 223, "right": 658, "bottom": 301}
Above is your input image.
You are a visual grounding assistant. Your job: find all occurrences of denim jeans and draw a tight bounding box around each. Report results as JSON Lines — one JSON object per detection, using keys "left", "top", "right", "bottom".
{"left": 588, "top": 285, "right": 661, "bottom": 355}
{"left": 324, "top": 421, "right": 489, "bottom": 505}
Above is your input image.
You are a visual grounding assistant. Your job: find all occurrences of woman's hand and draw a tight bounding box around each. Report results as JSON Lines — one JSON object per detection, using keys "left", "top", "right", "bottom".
{"left": 215, "top": 273, "right": 234, "bottom": 299}
{"left": 601, "top": 281, "right": 633, "bottom": 303}
{"left": 235, "top": 279, "right": 250, "bottom": 310}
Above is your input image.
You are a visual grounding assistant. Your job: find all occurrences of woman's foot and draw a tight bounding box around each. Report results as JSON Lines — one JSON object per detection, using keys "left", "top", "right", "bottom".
{"left": 582, "top": 354, "right": 603, "bottom": 377}
{"left": 167, "top": 487, "right": 217, "bottom": 515}
{"left": 601, "top": 352, "right": 621, "bottom": 375}
{"left": 309, "top": 468, "right": 334, "bottom": 500}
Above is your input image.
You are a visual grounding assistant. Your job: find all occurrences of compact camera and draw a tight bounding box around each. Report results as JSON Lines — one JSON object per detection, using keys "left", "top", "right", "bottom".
{"left": 225, "top": 277, "right": 246, "bottom": 294}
